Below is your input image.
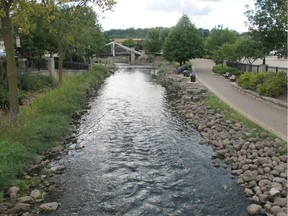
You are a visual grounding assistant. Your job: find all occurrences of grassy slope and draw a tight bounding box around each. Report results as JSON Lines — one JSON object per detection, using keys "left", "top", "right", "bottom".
{"left": 0, "top": 65, "right": 109, "bottom": 199}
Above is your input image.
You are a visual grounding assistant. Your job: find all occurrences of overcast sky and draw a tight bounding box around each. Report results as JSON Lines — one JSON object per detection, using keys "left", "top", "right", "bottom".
{"left": 98, "top": 0, "right": 255, "bottom": 33}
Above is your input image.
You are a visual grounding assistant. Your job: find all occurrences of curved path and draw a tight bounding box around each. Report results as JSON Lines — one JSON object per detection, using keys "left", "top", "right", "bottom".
{"left": 192, "top": 59, "right": 287, "bottom": 142}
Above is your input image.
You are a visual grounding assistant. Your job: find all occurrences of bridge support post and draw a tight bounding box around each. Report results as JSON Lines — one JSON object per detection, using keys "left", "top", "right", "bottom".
{"left": 130, "top": 47, "right": 135, "bottom": 64}
{"left": 112, "top": 42, "right": 115, "bottom": 57}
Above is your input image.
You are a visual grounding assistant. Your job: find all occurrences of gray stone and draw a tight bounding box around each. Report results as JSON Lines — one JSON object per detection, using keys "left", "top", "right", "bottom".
{"left": 50, "top": 165, "right": 66, "bottom": 173}
{"left": 272, "top": 198, "right": 287, "bottom": 207}
{"left": 273, "top": 177, "right": 286, "bottom": 184}
{"left": 269, "top": 188, "right": 281, "bottom": 197}
{"left": 244, "top": 188, "right": 254, "bottom": 196}
{"left": 270, "top": 206, "right": 282, "bottom": 215}
{"left": 17, "top": 196, "right": 34, "bottom": 204}
{"left": 10, "top": 203, "right": 31, "bottom": 214}
{"left": 271, "top": 182, "right": 283, "bottom": 191}
{"left": 40, "top": 202, "right": 59, "bottom": 212}
{"left": 277, "top": 213, "right": 287, "bottom": 216}
{"left": 30, "top": 190, "right": 42, "bottom": 200}
{"left": 259, "top": 194, "right": 269, "bottom": 203}
{"left": 279, "top": 155, "right": 287, "bottom": 162}
{"left": 7, "top": 186, "right": 20, "bottom": 196}
{"left": 241, "top": 170, "right": 258, "bottom": 182}
{"left": 274, "top": 164, "right": 286, "bottom": 173}
{"left": 246, "top": 204, "right": 262, "bottom": 215}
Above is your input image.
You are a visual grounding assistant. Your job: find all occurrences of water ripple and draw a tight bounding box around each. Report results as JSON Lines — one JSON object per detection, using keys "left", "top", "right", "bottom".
{"left": 46, "top": 67, "right": 250, "bottom": 216}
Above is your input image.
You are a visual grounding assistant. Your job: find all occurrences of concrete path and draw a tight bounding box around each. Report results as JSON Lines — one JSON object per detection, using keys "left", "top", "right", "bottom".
{"left": 191, "top": 59, "right": 287, "bottom": 142}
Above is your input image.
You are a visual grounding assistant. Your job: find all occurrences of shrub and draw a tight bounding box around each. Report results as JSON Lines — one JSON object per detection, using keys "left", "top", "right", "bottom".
{"left": 18, "top": 73, "right": 56, "bottom": 92}
{"left": 237, "top": 72, "right": 287, "bottom": 97}
{"left": 237, "top": 72, "right": 257, "bottom": 90}
{"left": 256, "top": 72, "right": 287, "bottom": 97}
{"left": 212, "top": 64, "right": 240, "bottom": 76}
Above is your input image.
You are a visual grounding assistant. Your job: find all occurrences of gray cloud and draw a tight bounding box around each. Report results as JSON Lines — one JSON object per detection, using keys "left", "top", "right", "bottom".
{"left": 146, "top": 0, "right": 182, "bottom": 13}
{"left": 182, "top": 1, "right": 212, "bottom": 16}
{"left": 146, "top": 0, "right": 212, "bottom": 16}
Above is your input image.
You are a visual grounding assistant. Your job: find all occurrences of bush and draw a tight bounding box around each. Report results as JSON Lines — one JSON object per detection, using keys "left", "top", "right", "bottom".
{"left": 256, "top": 73, "right": 287, "bottom": 97}
{"left": 237, "top": 72, "right": 287, "bottom": 97}
{"left": 236, "top": 72, "right": 257, "bottom": 90}
{"left": 0, "top": 86, "right": 9, "bottom": 110}
{"left": 18, "top": 74, "right": 56, "bottom": 92}
{"left": 212, "top": 64, "right": 240, "bottom": 76}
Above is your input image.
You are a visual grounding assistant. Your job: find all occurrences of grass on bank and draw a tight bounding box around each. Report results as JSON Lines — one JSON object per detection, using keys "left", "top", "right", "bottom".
{"left": 0, "top": 64, "right": 109, "bottom": 199}
{"left": 204, "top": 93, "right": 287, "bottom": 154}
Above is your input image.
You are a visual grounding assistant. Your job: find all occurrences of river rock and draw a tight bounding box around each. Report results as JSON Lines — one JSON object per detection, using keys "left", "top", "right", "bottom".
{"left": 10, "top": 203, "right": 30, "bottom": 214}
{"left": 241, "top": 170, "right": 258, "bottom": 182}
{"left": 246, "top": 204, "right": 262, "bottom": 215}
{"left": 7, "top": 186, "right": 20, "bottom": 196}
{"left": 17, "top": 196, "right": 35, "bottom": 204}
{"left": 272, "top": 197, "right": 287, "bottom": 207}
{"left": 39, "top": 202, "right": 59, "bottom": 212}
{"left": 270, "top": 206, "right": 282, "bottom": 215}
{"left": 30, "top": 190, "right": 42, "bottom": 200}
{"left": 269, "top": 188, "right": 281, "bottom": 197}
{"left": 50, "top": 165, "right": 66, "bottom": 173}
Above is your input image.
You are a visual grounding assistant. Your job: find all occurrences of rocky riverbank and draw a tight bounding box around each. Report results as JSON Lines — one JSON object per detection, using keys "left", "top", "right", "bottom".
{"left": 156, "top": 71, "right": 287, "bottom": 216}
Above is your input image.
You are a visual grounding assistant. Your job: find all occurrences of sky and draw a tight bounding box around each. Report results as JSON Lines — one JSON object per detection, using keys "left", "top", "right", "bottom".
{"left": 98, "top": 0, "right": 255, "bottom": 33}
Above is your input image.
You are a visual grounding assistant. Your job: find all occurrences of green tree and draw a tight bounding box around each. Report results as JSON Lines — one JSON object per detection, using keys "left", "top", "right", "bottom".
{"left": 212, "top": 43, "right": 237, "bottom": 65}
{"left": 233, "top": 37, "right": 266, "bottom": 64}
{"left": 0, "top": 0, "right": 116, "bottom": 122}
{"left": 143, "top": 28, "right": 162, "bottom": 54}
{"left": 245, "top": 0, "right": 287, "bottom": 57}
{"left": 204, "top": 27, "right": 237, "bottom": 57}
{"left": 162, "top": 14, "right": 203, "bottom": 65}
{"left": 122, "top": 38, "right": 136, "bottom": 48}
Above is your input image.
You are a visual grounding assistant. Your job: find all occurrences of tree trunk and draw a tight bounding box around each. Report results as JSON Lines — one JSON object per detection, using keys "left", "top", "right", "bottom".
{"left": 1, "top": 14, "right": 19, "bottom": 123}
{"left": 58, "top": 41, "right": 63, "bottom": 83}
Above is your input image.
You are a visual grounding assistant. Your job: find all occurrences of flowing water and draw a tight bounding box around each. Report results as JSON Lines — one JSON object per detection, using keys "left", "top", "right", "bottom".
{"left": 46, "top": 65, "right": 250, "bottom": 216}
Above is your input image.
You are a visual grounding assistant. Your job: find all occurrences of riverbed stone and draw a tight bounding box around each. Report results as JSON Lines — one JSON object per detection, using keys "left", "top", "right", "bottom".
{"left": 270, "top": 206, "right": 282, "bottom": 215}
{"left": 39, "top": 202, "right": 59, "bottom": 212}
{"left": 7, "top": 186, "right": 20, "bottom": 196}
{"left": 10, "top": 203, "right": 30, "bottom": 214}
{"left": 246, "top": 204, "right": 262, "bottom": 215}
{"left": 17, "top": 196, "right": 34, "bottom": 204}
{"left": 30, "top": 190, "right": 42, "bottom": 200}
{"left": 269, "top": 188, "right": 281, "bottom": 197}
{"left": 272, "top": 197, "right": 287, "bottom": 207}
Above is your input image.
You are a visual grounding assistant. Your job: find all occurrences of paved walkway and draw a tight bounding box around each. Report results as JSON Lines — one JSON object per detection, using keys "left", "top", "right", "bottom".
{"left": 191, "top": 59, "right": 287, "bottom": 142}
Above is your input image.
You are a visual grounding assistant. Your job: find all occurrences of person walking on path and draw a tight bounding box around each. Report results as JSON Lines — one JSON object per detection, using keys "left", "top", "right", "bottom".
{"left": 191, "top": 58, "right": 287, "bottom": 142}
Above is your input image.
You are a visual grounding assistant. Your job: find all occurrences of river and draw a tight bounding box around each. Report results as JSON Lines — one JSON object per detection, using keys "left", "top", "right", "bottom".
{"left": 45, "top": 65, "right": 251, "bottom": 216}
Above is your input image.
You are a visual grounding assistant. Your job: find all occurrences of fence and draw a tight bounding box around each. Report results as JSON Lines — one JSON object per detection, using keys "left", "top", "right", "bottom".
{"left": 54, "top": 60, "right": 90, "bottom": 70}
{"left": 226, "top": 62, "right": 288, "bottom": 75}
{"left": 16, "top": 58, "right": 90, "bottom": 73}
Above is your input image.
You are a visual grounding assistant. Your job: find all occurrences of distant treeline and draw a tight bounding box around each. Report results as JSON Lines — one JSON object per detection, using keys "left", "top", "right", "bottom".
{"left": 105, "top": 27, "right": 211, "bottom": 39}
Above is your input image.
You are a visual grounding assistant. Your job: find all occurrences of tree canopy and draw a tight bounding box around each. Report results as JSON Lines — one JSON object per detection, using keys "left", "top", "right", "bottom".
{"left": 245, "top": 0, "right": 287, "bottom": 57}
{"left": 143, "top": 28, "right": 169, "bottom": 54}
{"left": 204, "top": 27, "right": 237, "bottom": 56}
{"left": 162, "top": 14, "right": 203, "bottom": 65}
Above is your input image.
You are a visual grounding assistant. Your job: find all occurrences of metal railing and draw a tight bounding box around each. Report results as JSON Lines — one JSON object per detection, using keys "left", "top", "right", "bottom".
{"left": 227, "top": 62, "right": 288, "bottom": 74}
{"left": 54, "top": 60, "right": 89, "bottom": 70}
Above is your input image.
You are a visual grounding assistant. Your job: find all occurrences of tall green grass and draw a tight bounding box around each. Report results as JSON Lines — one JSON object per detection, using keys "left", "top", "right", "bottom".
{"left": 0, "top": 64, "right": 108, "bottom": 196}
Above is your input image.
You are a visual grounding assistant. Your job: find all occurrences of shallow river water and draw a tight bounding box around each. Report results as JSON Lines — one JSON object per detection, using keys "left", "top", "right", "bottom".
{"left": 46, "top": 65, "right": 251, "bottom": 216}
